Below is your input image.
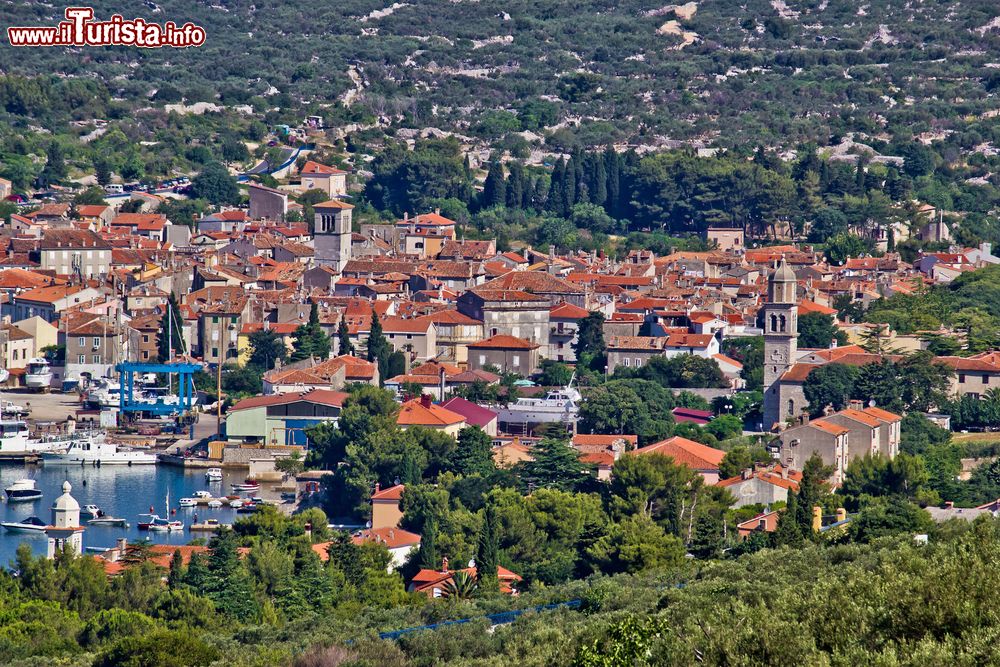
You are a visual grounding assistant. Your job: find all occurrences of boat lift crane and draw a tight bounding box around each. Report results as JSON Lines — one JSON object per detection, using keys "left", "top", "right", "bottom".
{"left": 115, "top": 362, "right": 201, "bottom": 416}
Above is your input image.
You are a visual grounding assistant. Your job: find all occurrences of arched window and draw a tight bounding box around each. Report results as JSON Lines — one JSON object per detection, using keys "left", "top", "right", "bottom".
{"left": 787, "top": 398, "right": 795, "bottom": 416}
{"left": 770, "top": 314, "right": 778, "bottom": 332}
{"left": 779, "top": 315, "right": 787, "bottom": 333}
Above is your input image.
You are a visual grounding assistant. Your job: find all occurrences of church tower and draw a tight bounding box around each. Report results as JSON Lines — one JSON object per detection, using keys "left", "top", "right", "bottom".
{"left": 762, "top": 258, "right": 798, "bottom": 430}
{"left": 314, "top": 199, "right": 354, "bottom": 273}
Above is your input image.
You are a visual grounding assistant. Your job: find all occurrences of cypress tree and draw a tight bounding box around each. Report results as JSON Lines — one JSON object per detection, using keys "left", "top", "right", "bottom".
{"left": 591, "top": 152, "right": 608, "bottom": 206}
{"left": 548, "top": 158, "right": 566, "bottom": 215}
{"left": 605, "top": 146, "right": 620, "bottom": 217}
{"left": 337, "top": 319, "right": 354, "bottom": 356}
{"left": 506, "top": 161, "right": 525, "bottom": 209}
{"left": 365, "top": 311, "right": 392, "bottom": 384}
{"left": 418, "top": 516, "right": 439, "bottom": 569}
{"left": 563, "top": 154, "right": 577, "bottom": 215}
{"left": 482, "top": 161, "right": 506, "bottom": 209}
{"left": 476, "top": 502, "right": 500, "bottom": 592}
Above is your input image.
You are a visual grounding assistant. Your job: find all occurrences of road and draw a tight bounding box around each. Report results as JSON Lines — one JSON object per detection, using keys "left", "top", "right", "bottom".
{"left": 0, "top": 389, "right": 82, "bottom": 423}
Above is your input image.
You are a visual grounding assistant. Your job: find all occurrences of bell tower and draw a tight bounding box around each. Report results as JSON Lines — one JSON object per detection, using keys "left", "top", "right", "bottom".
{"left": 762, "top": 258, "right": 798, "bottom": 430}
{"left": 314, "top": 199, "right": 354, "bottom": 273}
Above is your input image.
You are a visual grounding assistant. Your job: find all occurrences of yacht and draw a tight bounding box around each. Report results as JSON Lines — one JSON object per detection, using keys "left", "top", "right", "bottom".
{"left": 82, "top": 504, "right": 103, "bottom": 518}
{"left": 41, "top": 438, "right": 157, "bottom": 465}
{"left": 1, "top": 516, "right": 47, "bottom": 533}
{"left": 84, "top": 378, "right": 121, "bottom": 409}
{"left": 25, "top": 358, "right": 53, "bottom": 391}
{"left": 193, "top": 490, "right": 213, "bottom": 499}
{"left": 5, "top": 479, "right": 42, "bottom": 502}
{"left": 178, "top": 497, "right": 198, "bottom": 507}
{"left": 205, "top": 468, "right": 223, "bottom": 481}
{"left": 0, "top": 419, "right": 80, "bottom": 455}
{"left": 496, "top": 380, "right": 582, "bottom": 427}
{"left": 148, "top": 516, "right": 184, "bottom": 531}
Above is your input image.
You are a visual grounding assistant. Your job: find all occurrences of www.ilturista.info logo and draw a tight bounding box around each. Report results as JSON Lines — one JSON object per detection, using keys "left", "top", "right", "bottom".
{"left": 7, "top": 7, "right": 206, "bottom": 48}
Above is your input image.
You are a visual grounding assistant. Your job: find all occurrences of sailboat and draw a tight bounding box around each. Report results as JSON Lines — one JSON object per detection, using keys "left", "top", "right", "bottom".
{"left": 147, "top": 489, "right": 183, "bottom": 531}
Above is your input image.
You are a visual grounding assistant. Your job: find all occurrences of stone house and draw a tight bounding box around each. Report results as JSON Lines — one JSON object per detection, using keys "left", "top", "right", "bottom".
{"left": 467, "top": 334, "right": 540, "bottom": 375}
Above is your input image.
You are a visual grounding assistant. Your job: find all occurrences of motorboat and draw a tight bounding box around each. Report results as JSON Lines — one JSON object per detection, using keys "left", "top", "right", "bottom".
{"left": 236, "top": 503, "right": 257, "bottom": 514}
{"left": 83, "top": 377, "right": 121, "bottom": 409}
{"left": 190, "top": 518, "right": 224, "bottom": 532}
{"left": 5, "top": 479, "right": 42, "bottom": 502}
{"left": 0, "top": 369, "right": 9, "bottom": 384}
{"left": 148, "top": 517, "right": 184, "bottom": 532}
{"left": 82, "top": 504, "right": 103, "bottom": 518}
{"left": 178, "top": 498, "right": 198, "bottom": 507}
{"left": 229, "top": 499, "right": 244, "bottom": 508}
{"left": 231, "top": 479, "right": 260, "bottom": 492}
{"left": 496, "top": 378, "right": 582, "bottom": 427}
{"left": 137, "top": 513, "right": 157, "bottom": 530}
{"left": 1, "top": 516, "right": 46, "bottom": 533}
{"left": 41, "top": 438, "right": 157, "bottom": 465}
{"left": 205, "top": 468, "right": 223, "bottom": 481}
{"left": 25, "top": 358, "right": 53, "bottom": 391}
{"left": 87, "top": 516, "right": 128, "bottom": 527}
{"left": 193, "top": 490, "right": 212, "bottom": 499}
{"left": 207, "top": 499, "right": 223, "bottom": 508}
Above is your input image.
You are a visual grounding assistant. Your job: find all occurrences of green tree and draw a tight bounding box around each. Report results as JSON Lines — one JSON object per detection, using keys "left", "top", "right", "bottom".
{"left": 585, "top": 514, "right": 685, "bottom": 575}
{"left": 453, "top": 426, "right": 495, "bottom": 477}
{"left": 417, "top": 515, "right": 440, "bottom": 569}
{"left": 476, "top": 501, "right": 501, "bottom": 592}
{"left": 155, "top": 293, "right": 185, "bottom": 361}
{"left": 247, "top": 328, "right": 288, "bottom": 371}
{"left": 803, "top": 364, "right": 859, "bottom": 415}
{"left": 192, "top": 161, "right": 240, "bottom": 205}
{"left": 290, "top": 303, "right": 330, "bottom": 362}
{"left": 93, "top": 629, "right": 219, "bottom": 667}
{"left": 538, "top": 359, "right": 573, "bottom": 387}
{"left": 517, "top": 437, "right": 592, "bottom": 492}
{"left": 365, "top": 311, "right": 392, "bottom": 383}
{"left": 574, "top": 312, "right": 607, "bottom": 373}
{"left": 481, "top": 160, "right": 506, "bottom": 209}
{"left": 337, "top": 319, "right": 354, "bottom": 356}
{"left": 797, "top": 312, "right": 847, "bottom": 349}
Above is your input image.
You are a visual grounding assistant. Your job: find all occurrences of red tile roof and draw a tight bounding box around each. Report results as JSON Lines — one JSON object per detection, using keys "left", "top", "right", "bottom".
{"left": 467, "top": 334, "right": 539, "bottom": 350}
{"left": 230, "top": 389, "right": 348, "bottom": 412}
{"left": 631, "top": 436, "right": 726, "bottom": 471}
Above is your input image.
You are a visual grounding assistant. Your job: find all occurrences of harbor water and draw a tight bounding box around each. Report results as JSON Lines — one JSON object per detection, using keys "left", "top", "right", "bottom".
{"left": 0, "top": 463, "right": 256, "bottom": 564}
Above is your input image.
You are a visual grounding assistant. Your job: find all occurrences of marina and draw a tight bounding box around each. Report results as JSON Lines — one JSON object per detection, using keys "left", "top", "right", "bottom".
{"left": 0, "top": 462, "right": 283, "bottom": 563}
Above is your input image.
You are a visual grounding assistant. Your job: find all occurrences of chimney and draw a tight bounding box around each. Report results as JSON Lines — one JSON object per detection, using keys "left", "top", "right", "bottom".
{"left": 849, "top": 399, "right": 863, "bottom": 411}
{"left": 374, "top": 482, "right": 380, "bottom": 494}
{"left": 439, "top": 366, "right": 446, "bottom": 400}
{"left": 836, "top": 508, "right": 846, "bottom": 523}
{"left": 420, "top": 394, "right": 432, "bottom": 409}
{"left": 304, "top": 522, "right": 312, "bottom": 538}
{"left": 404, "top": 212, "right": 409, "bottom": 221}
{"left": 944, "top": 501, "right": 954, "bottom": 509}
{"left": 812, "top": 506, "right": 822, "bottom": 533}
{"left": 799, "top": 412, "right": 810, "bottom": 425}
{"left": 741, "top": 468, "right": 753, "bottom": 480}
{"left": 441, "top": 556, "right": 449, "bottom": 573}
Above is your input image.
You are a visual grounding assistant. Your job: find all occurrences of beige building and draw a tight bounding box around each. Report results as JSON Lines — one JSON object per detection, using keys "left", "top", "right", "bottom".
{"left": 776, "top": 417, "right": 849, "bottom": 486}
{"left": 39, "top": 229, "right": 112, "bottom": 280}
{"left": 381, "top": 317, "right": 438, "bottom": 365}
{"left": 371, "top": 483, "right": 405, "bottom": 530}
{"left": 458, "top": 288, "right": 550, "bottom": 349}
{"left": 247, "top": 183, "right": 289, "bottom": 220}
{"left": 299, "top": 161, "right": 348, "bottom": 197}
{"left": 0, "top": 323, "right": 34, "bottom": 369}
{"left": 706, "top": 227, "right": 745, "bottom": 253}
{"left": 716, "top": 465, "right": 802, "bottom": 508}
{"left": 467, "top": 335, "right": 540, "bottom": 375}
{"left": 13, "top": 317, "right": 57, "bottom": 356}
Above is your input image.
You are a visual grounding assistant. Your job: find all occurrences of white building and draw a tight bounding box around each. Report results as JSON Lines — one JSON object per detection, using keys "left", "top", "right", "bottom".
{"left": 46, "top": 481, "right": 84, "bottom": 558}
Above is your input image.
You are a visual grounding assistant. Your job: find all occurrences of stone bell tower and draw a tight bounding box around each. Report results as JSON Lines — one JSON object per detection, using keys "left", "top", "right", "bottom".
{"left": 762, "top": 258, "right": 798, "bottom": 430}
{"left": 314, "top": 199, "right": 354, "bottom": 273}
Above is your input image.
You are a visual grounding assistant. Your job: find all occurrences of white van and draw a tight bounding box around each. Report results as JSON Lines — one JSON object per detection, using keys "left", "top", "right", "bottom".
{"left": 104, "top": 183, "right": 123, "bottom": 195}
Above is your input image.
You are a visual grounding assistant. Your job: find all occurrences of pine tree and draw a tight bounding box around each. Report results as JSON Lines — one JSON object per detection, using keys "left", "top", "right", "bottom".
{"left": 773, "top": 493, "right": 804, "bottom": 547}
{"left": 290, "top": 303, "right": 330, "bottom": 362}
{"left": 453, "top": 426, "right": 495, "bottom": 476}
{"left": 418, "top": 516, "right": 439, "bottom": 569}
{"left": 506, "top": 161, "right": 525, "bottom": 209}
{"left": 476, "top": 502, "right": 500, "bottom": 592}
{"left": 482, "top": 161, "right": 506, "bottom": 209}
{"left": 337, "top": 319, "right": 354, "bottom": 356}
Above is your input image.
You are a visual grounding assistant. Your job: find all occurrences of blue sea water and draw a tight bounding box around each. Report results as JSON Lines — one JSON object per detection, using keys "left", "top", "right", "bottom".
{"left": 0, "top": 463, "right": 253, "bottom": 564}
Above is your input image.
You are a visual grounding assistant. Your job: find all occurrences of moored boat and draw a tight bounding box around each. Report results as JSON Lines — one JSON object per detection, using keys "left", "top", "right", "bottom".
{"left": 1, "top": 516, "right": 46, "bottom": 533}
{"left": 5, "top": 479, "right": 42, "bottom": 502}
{"left": 41, "top": 438, "right": 156, "bottom": 465}
{"left": 205, "top": 468, "right": 223, "bottom": 481}
{"left": 178, "top": 498, "right": 198, "bottom": 507}
{"left": 87, "top": 516, "right": 128, "bottom": 527}
{"left": 25, "top": 358, "right": 53, "bottom": 391}
{"left": 231, "top": 479, "right": 260, "bottom": 492}
{"left": 190, "top": 518, "right": 225, "bottom": 532}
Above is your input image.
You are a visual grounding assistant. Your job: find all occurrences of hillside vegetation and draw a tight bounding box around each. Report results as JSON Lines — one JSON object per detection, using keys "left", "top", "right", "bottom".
{"left": 4, "top": 0, "right": 1000, "bottom": 147}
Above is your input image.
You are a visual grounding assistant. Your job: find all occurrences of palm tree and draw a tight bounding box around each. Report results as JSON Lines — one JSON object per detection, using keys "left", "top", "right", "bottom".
{"left": 442, "top": 570, "right": 477, "bottom": 600}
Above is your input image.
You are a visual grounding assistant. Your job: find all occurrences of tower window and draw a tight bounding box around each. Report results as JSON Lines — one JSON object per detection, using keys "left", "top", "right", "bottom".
{"left": 787, "top": 399, "right": 794, "bottom": 416}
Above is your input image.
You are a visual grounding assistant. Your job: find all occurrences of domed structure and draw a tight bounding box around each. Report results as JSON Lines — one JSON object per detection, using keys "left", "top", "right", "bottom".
{"left": 46, "top": 480, "right": 84, "bottom": 558}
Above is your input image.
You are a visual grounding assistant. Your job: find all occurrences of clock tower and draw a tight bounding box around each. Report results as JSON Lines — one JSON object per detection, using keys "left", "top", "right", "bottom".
{"left": 762, "top": 258, "right": 798, "bottom": 430}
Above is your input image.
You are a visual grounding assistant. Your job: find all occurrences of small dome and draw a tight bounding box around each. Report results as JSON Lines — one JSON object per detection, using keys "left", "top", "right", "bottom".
{"left": 53, "top": 481, "right": 80, "bottom": 512}
{"left": 772, "top": 257, "right": 796, "bottom": 283}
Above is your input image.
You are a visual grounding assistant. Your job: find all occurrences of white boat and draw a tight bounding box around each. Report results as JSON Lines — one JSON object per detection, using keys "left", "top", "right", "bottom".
{"left": 1, "top": 516, "right": 46, "bottom": 533}
{"left": 229, "top": 499, "right": 244, "bottom": 508}
{"left": 496, "top": 379, "right": 582, "bottom": 426}
{"left": 0, "top": 369, "right": 9, "bottom": 384}
{"left": 25, "top": 358, "right": 53, "bottom": 390}
{"left": 178, "top": 498, "right": 198, "bottom": 507}
{"left": 207, "top": 499, "right": 223, "bottom": 508}
{"left": 0, "top": 419, "right": 90, "bottom": 455}
{"left": 84, "top": 378, "right": 121, "bottom": 409}
{"left": 193, "top": 490, "right": 212, "bottom": 499}
{"left": 148, "top": 517, "right": 184, "bottom": 531}
{"left": 205, "top": 468, "right": 223, "bottom": 481}
{"left": 41, "top": 438, "right": 157, "bottom": 465}
{"left": 231, "top": 478, "right": 260, "bottom": 492}
{"left": 81, "top": 504, "right": 102, "bottom": 518}
{"left": 88, "top": 516, "right": 127, "bottom": 527}
{"left": 5, "top": 479, "right": 42, "bottom": 502}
